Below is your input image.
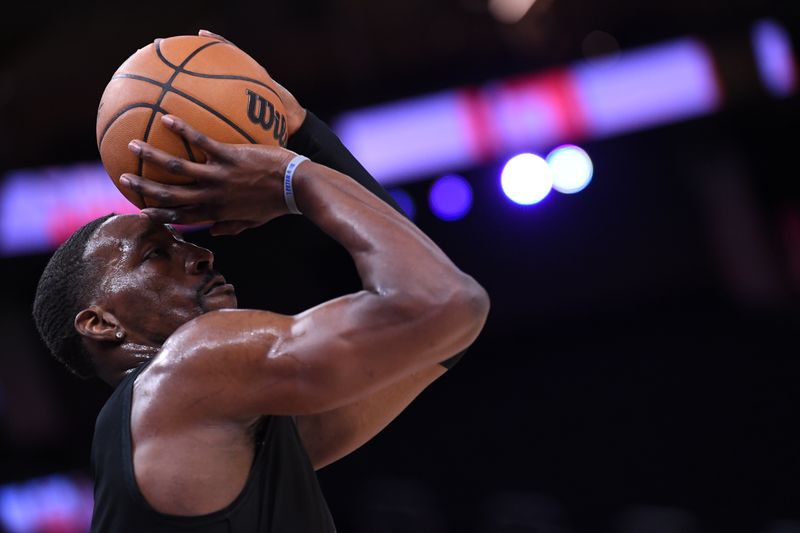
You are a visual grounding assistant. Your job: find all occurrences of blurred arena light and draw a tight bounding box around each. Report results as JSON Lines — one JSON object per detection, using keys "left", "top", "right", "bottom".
{"left": 429, "top": 174, "right": 474, "bottom": 220}
{"left": 546, "top": 144, "right": 593, "bottom": 194}
{"left": 501, "top": 153, "right": 553, "bottom": 205}
{"left": 752, "top": 19, "right": 798, "bottom": 98}
{"left": 0, "top": 472, "right": 93, "bottom": 533}
{"left": 0, "top": 162, "right": 137, "bottom": 256}
{"left": 572, "top": 38, "right": 720, "bottom": 137}
{"left": 333, "top": 35, "right": 722, "bottom": 186}
{"left": 388, "top": 188, "right": 417, "bottom": 220}
{"left": 488, "top": 0, "right": 537, "bottom": 24}
{"left": 0, "top": 18, "right": 796, "bottom": 256}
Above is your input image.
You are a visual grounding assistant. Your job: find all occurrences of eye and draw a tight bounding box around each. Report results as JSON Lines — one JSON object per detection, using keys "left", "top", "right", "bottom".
{"left": 144, "top": 247, "right": 167, "bottom": 261}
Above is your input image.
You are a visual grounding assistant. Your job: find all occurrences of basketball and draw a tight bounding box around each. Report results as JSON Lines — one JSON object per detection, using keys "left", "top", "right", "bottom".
{"left": 96, "top": 35, "right": 287, "bottom": 209}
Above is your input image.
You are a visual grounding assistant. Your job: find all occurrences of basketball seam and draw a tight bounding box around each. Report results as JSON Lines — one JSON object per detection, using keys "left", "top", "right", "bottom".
{"left": 98, "top": 103, "right": 167, "bottom": 147}
{"left": 179, "top": 72, "right": 282, "bottom": 101}
{"left": 110, "top": 73, "right": 259, "bottom": 144}
{"left": 98, "top": 39, "right": 268, "bottom": 208}
{"left": 182, "top": 137, "right": 196, "bottom": 162}
{"left": 139, "top": 40, "right": 223, "bottom": 172}
{"left": 166, "top": 89, "right": 258, "bottom": 144}
{"left": 98, "top": 103, "right": 166, "bottom": 208}
{"left": 130, "top": 40, "right": 223, "bottom": 207}
{"left": 153, "top": 39, "right": 283, "bottom": 103}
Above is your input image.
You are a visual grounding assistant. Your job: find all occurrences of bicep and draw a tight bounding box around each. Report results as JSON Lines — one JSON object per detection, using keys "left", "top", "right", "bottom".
{"left": 154, "top": 290, "right": 457, "bottom": 421}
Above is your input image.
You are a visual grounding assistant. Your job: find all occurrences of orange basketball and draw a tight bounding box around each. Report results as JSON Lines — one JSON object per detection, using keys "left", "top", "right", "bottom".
{"left": 96, "top": 35, "right": 287, "bottom": 209}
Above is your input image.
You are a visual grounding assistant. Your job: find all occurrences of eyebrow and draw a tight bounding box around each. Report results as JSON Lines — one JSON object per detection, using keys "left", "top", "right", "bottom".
{"left": 134, "top": 224, "right": 165, "bottom": 244}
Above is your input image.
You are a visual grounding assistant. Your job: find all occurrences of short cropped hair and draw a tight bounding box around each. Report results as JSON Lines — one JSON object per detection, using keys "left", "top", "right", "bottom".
{"left": 32, "top": 213, "right": 115, "bottom": 378}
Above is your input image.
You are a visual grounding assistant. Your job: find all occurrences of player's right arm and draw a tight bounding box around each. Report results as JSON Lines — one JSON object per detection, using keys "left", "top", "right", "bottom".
{"left": 120, "top": 115, "right": 490, "bottom": 420}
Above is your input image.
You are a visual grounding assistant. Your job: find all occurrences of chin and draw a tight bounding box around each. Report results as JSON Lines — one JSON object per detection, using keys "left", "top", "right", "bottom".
{"left": 202, "top": 287, "right": 238, "bottom": 311}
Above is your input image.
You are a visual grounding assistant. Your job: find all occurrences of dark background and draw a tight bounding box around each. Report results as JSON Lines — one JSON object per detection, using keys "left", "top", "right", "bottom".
{"left": 2, "top": 1, "right": 800, "bottom": 532}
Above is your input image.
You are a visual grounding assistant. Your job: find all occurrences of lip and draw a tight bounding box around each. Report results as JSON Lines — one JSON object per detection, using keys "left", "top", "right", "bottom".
{"left": 205, "top": 283, "right": 235, "bottom": 296}
{"left": 202, "top": 275, "right": 228, "bottom": 295}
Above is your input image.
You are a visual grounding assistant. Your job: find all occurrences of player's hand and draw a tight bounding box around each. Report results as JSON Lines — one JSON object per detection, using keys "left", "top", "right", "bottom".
{"left": 119, "top": 114, "right": 296, "bottom": 235}
{"left": 198, "top": 29, "right": 307, "bottom": 137}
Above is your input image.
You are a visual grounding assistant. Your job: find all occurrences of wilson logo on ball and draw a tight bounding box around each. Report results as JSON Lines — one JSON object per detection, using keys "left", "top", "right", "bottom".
{"left": 246, "top": 89, "right": 287, "bottom": 147}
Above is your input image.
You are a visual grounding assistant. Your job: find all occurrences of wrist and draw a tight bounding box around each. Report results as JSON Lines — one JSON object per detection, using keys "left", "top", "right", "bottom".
{"left": 282, "top": 154, "right": 310, "bottom": 215}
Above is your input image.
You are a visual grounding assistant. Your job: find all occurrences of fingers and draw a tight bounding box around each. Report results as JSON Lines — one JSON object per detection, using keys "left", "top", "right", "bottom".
{"left": 128, "top": 137, "right": 215, "bottom": 180}
{"left": 141, "top": 205, "right": 215, "bottom": 225}
{"left": 198, "top": 29, "right": 234, "bottom": 46}
{"left": 119, "top": 174, "right": 204, "bottom": 209}
{"left": 160, "top": 115, "right": 229, "bottom": 161}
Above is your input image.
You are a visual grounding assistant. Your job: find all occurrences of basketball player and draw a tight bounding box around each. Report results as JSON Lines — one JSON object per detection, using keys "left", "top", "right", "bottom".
{"left": 32, "top": 31, "right": 489, "bottom": 532}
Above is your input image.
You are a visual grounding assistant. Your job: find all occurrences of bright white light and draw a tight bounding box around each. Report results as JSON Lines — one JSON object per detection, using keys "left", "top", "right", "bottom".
{"left": 488, "top": 0, "right": 537, "bottom": 24}
{"left": 547, "top": 145, "right": 594, "bottom": 194}
{"left": 500, "top": 153, "right": 552, "bottom": 205}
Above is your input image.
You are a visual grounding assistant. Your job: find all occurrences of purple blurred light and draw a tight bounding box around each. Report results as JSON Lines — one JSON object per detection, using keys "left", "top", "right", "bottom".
{"left": 752, "top": 19, "right": 798, "bottom": 98}
{"left": 388, "top": 188, "right": 417, "bottom": 220}
{"left": 332, "top": 92, "right": 476, "bottom": 187}
{"left": 0, "top": 473, "right": 93, "bottom": 533}
{"left": 572, "top": 38, "right": 721, "bottom": 137}
{"left": 0, "top": 162, "right": 137, "bottom": 256}
{"left": 429, "top": 175, "right": 473, "bottom": 221}
{"left": 332, "top": 36, "right": 722, "bottom": 186}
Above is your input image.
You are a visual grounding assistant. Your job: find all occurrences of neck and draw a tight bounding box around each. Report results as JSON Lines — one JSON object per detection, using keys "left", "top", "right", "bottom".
{"left": 96, "top": 342, "right": 161, "bottom": 386}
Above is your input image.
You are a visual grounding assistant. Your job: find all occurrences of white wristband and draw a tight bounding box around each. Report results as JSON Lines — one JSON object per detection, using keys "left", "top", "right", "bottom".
{"left": 283, "top": 155, "right": 308, "bottom": 215}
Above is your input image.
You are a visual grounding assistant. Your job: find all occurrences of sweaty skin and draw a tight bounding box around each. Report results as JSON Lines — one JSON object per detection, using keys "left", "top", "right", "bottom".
{"left": 77, "top": 114, "right": 488, "bottom": 515}
{"left": 78, "top": 34, "right": 489, "bottom": 515}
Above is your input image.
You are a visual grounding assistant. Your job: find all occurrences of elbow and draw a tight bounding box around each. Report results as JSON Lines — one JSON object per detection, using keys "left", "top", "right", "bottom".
{"left": 453, "top": 275, "right": 490, "bottom": 338}
{"left": 379, "top": 271, "right": 490, "bottom": 354}
{"left": 473, "top": 281, "right": 491, "bottom": 326}
{"left": 421, "top": 273, "right": 490, "bottom": 347}
{"left": 404, "top": 272, "right": 489, "bottom": 322}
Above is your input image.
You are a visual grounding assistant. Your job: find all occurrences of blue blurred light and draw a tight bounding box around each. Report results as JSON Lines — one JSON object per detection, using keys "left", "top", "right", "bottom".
{"left": 500, "top": 153, "right": 552, "bottom": 205}
{"left": 752, "top": 19, "right": 797, "bottom": 98}
{"left": 0, "top": 473, "right": 93, "bottom": 533}
{"left": 388, "top": 188, "right": 417, "bottom": 220}
{"left": 547, "top": 145, "right": 594, "bottom": 194}
{"left": 428, "top": 175, "right": 473, "bottom": 221}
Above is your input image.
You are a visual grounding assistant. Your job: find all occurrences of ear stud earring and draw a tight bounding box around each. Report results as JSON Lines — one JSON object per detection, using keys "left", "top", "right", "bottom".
{"left": 116, "top": 331, "right": 124, "bottom": 340}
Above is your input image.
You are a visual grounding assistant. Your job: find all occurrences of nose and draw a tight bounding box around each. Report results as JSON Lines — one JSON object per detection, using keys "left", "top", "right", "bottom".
{"left": 185, "top": 243, "right": 214, "bottom": 274}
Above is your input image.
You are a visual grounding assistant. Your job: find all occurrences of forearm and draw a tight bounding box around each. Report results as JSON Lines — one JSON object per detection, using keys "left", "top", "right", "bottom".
{"left": 292, "top": 160, "right": 468, "bottom": 297}
{"left": 289, "top": 112, "right": 469, "bottom": 370}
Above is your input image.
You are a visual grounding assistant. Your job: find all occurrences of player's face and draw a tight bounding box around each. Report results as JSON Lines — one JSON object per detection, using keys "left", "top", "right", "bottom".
{"left": 87, "top": 214, "right": 237, "bottom": 345}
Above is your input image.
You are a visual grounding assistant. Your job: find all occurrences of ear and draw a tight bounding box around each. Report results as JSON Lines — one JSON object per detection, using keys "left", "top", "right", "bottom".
{"left": 74, "top": 305, "right": 124, "bottom": 343}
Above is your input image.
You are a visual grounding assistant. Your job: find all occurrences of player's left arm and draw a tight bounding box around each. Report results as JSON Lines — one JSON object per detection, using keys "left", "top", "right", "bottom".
{"left": 277, "top": 68, "right": 465, "bottom": 469}
{"left": 198, "top": 30, "right": 468, "bottom": 468}
{"left": 286, "top": 110, "right": 466, "bottom": 469}
{"left": 283, "top": 93, "right": 473, "bottom": 470}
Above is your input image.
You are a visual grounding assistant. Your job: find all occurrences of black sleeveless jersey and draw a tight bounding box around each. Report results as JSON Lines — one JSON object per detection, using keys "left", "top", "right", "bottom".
{"left": 89, "top": 362, "right": 337, "bottom": 532}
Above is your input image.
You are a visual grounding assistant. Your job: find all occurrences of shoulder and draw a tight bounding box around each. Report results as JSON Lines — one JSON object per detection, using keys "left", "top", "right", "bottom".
{"left": 133, "top": 308, "right": 297, "bottom": 423}
{"left": 153, "top": 308, "right": 292, "bottom": 371}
